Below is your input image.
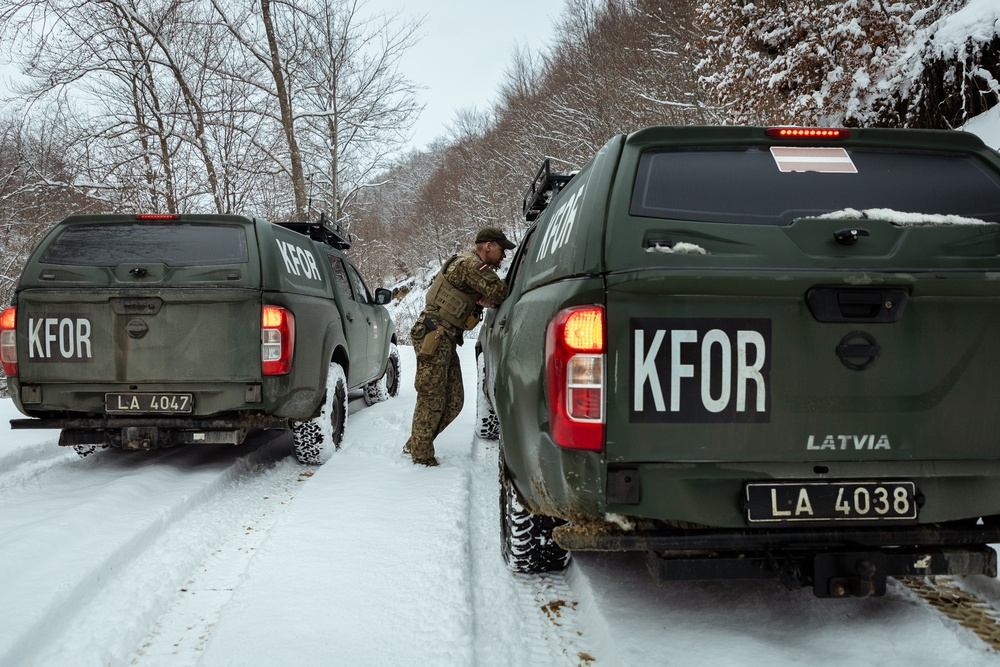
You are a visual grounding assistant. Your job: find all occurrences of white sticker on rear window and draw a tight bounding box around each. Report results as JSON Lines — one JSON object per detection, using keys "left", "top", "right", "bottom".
{"left": 770, "top": 147, "right": 858, "bottom": 174}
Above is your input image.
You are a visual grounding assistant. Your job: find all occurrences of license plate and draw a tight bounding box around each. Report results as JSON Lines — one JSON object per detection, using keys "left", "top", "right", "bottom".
{"left": 745, "top": 481, "right": 918, "bottom": 524}
{"left": 105, "top": 393, "right": 194, "bottom": 414}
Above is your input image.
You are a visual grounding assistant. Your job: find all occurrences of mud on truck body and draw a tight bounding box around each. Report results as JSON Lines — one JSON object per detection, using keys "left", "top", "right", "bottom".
{"left": 476, "top": 126, "right": 1000, "bottom": 597}
{"left": 1, "top": 213, "right": 400, "bottom": 465}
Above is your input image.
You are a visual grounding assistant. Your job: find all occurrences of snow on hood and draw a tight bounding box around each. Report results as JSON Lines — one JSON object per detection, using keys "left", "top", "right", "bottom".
{"left": 814, "top": 208, "right": 995, "bottom": 226}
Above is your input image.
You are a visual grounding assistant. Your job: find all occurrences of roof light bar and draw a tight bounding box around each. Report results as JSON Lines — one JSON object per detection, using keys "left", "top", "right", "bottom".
{"left": 766, "top": 127, "right": 850, "bottom": 139}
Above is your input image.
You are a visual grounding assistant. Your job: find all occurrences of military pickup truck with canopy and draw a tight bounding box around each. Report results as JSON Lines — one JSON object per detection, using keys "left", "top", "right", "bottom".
{"left": 1, "top": 213, "right": 399, "bottom": 465}
{"left": 477, "top": 125, "right": 1000, "bottom": 597}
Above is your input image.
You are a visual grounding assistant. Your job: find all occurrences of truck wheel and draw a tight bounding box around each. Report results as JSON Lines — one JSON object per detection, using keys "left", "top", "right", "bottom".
{"left": 499, "top": 453, "right": 570, "bottom": 574}
{"left": 384, "top": 343, "right": 400, "bottom": 398}
{"left": 363, "top": 343, "right": 400, "bottom": 405}
{"left": 475, "top": 353, "right": 499, "bottom": 440}
{"left": 292, "top": 362, "right": 347, "bottom": 464}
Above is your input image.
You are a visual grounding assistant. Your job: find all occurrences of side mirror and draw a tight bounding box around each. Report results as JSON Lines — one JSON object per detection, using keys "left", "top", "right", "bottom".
{"left": 374, "top": 288, "right": 392, "bottom": 305}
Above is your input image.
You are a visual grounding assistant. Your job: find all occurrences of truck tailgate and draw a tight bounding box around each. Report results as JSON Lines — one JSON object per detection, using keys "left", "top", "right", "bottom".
{"left": 605, "top": 223, "right": 1000, "bottom": 466}
{"left": 17, "top": 288, "right": 262, "bottom": 384}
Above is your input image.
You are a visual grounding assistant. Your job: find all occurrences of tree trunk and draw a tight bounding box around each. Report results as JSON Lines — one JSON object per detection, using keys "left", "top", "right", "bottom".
{"left": 261, "top": 0, "right": 307, "bottom": 220}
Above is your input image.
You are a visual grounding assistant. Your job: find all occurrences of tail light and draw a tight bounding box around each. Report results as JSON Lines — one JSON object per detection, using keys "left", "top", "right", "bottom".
{"left": 135, "top": 214, "right": 180, "bottom": 220}
{"left": 1, "top": 307, "right": 17, "bottom": 377}
{"left": 261, "top": 305, "right": 295, "bottom": 375}
{"left": 545, "top": 305, "right": 605, "bottom": 451}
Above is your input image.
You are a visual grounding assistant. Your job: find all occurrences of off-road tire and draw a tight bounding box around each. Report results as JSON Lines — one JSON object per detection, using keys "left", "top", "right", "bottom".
{"left": 384, "top": 343, "right": 401, "bottom": 397}
{"left": 363, "top": 343, "right": 400, "bottom": 405}
{"left": 292, "top": 362, "right": 347, "bottom": 465}
{"left": 499, "top": 450, "right": 570, "bottom": 574}
{"left": 475, "top": 352, "right": 500, "bottom": 440}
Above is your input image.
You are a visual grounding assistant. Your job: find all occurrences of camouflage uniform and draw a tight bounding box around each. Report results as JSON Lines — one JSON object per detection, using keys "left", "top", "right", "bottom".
{"left": 406, "top": 250, "right": 509, "bottom": 465}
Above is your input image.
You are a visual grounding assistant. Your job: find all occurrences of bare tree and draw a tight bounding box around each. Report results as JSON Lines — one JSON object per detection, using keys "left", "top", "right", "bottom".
{"left": 0, "top": 0, "right": 231, "bottom": 212}
{"left": 210, "top": 0, "right": 420, "bottom": 221}
{"left": 298, "top": 0, "right": 421, "bottom": 225}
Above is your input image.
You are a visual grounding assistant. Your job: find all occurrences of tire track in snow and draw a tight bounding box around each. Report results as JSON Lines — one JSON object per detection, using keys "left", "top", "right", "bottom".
{"left": 898, "top": 576, "right": 1000, "bottom": 651}
{"left": 0, "top": 432, "right": 299, "bottom": 666}
{"left": 130, "top": 455, "right": 312, "bottom": 665}
{"left": 0, "top": 440, "right": 78, "bottom": 501}
{"left": 468, "top": 435, "right": 599, "bottom": 666}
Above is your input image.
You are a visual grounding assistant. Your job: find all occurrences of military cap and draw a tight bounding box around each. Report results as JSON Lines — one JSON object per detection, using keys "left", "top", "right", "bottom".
{"left": 475, "top": 226, "right": 516, "bottom": 250}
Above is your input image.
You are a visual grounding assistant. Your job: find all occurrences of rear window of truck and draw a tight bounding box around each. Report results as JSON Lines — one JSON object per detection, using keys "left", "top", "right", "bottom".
{"left": 41, "top": 223, "right": 249, "bottom": 266}
{"left": 630, "top": 147, "right": 1000, "bottom": 225}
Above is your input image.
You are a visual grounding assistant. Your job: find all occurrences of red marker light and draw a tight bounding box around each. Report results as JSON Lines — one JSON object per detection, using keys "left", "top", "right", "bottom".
{"left": 766, "top": 127, "right": 850, "bottom": 139}
{"left": 135, "top": 214, "right": 180, "bottom": 220}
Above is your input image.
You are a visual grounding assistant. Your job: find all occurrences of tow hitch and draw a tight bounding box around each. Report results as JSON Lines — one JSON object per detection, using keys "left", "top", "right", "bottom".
{"left": 814, "top": 552, "right": 883, "bottom": 598}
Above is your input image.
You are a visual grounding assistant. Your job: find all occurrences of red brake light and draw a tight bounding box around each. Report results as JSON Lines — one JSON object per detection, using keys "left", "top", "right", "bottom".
{"left": 1, "top": 307, "right": 17, "bottom": 377}
{"left": 546, "top": 305, "right": 605, "bottom": 452}
{"left": 766, "top": 127, "right": 850, "bottom": 139}
{"left": 135, "top": 214, "right": 180, "bottom": 220}
{"left": 262, "top": 305, "right": 295, "bottom": 375}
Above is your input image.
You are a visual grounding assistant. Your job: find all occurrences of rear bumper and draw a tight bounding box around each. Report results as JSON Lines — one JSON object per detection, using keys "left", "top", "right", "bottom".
{"left": 554, "top": 519, "right": 1000, "bottom": 552}
{"left": 555, "top": 521, "right": 1000, "bottom": 597}
{"left": 10, "top": 415, "right": 290, "bottom": 449}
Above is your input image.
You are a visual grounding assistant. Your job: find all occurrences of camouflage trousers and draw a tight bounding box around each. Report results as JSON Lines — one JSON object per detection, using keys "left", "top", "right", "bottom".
{"left": 405, "top": 324, "right": 464, "bottom": 462}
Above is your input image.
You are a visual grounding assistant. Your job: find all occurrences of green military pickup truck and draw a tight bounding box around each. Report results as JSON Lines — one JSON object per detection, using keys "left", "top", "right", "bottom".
{"left": 0, "top": 213, "right": 399, "bottom": 465}
{"left": 477, "top": 125, "right": 1000, "bottom": 597}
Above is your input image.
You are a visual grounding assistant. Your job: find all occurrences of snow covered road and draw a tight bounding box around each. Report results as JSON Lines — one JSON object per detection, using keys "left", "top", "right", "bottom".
{"left": 3, "top": 346, "right": 1000, "bottom": 666}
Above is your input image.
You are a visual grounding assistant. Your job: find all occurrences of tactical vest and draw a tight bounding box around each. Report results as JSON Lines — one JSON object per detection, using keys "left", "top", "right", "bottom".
{"left": 425, "top": 254, "right": 481, "bottom": 330}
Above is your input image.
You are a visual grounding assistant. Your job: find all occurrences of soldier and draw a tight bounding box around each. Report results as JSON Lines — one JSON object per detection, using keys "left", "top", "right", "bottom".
{"left": 404, "top": 227, "right": 516, "bottom": 466}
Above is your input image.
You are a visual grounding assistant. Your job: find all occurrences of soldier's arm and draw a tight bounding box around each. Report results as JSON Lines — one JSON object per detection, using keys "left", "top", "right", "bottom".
{"left": 457, "top": 256, "right": 508, "bottom": 306}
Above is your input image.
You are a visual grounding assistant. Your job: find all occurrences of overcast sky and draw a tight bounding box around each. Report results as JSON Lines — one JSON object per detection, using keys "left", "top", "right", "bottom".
{"left": 362, "top": 0, "right": 565, "bottom": 151}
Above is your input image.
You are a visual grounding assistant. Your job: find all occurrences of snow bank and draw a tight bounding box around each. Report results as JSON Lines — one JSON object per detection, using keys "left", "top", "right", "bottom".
{"left": 964, "top": 104, "right": 1000, "bottom": 149}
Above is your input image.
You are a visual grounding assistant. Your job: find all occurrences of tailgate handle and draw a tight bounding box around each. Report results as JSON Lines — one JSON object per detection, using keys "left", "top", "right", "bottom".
{"left": 110, "top": 297, "right": 163, "bottom": 315}
{"left": 806, "top": 288, "right": 907, "bottom": 323}
{"left": 838, "top": 291, "right": 881, "bottom": 318}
